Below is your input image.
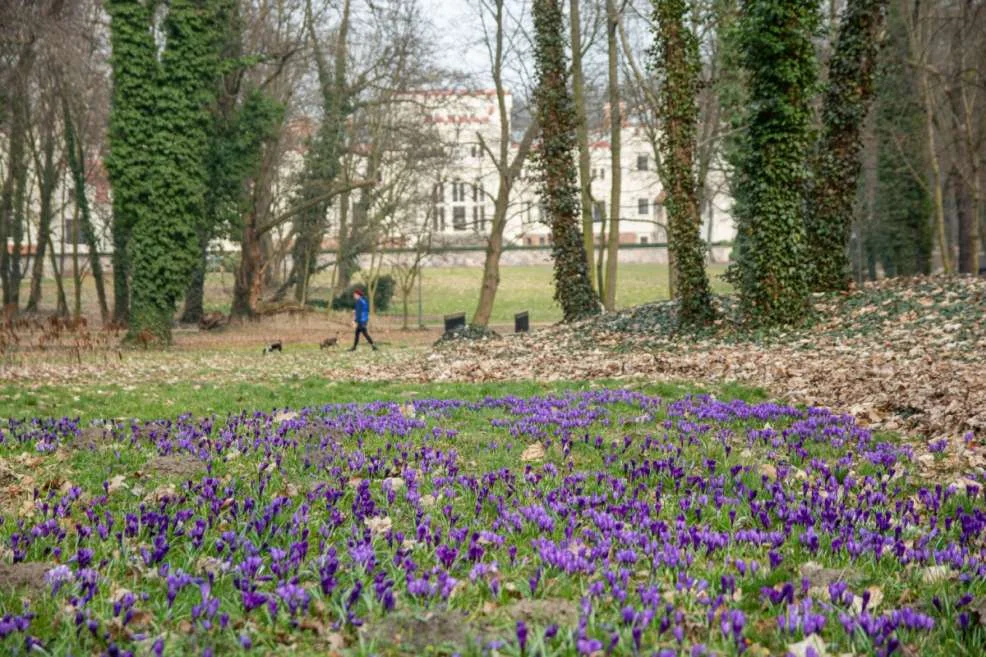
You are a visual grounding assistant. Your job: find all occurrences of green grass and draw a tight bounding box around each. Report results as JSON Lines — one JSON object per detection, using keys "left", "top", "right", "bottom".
{"left": 0, "top": 378, "right": 767, "bottom": 422}
{"left": 18, "top": 262, "right": 730, "bottom": 326}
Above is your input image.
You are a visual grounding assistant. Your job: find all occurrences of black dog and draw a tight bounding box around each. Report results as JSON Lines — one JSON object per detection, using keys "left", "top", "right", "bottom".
{"left": 320, "top": 336, "right": 338, "bottom": 349}
{"left": 263, "top": 340, "right": 283, "bottom": 354}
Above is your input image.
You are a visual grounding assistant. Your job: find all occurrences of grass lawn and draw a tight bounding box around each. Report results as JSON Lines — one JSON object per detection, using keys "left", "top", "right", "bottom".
{"left": 1, "top": 378, "right": 983, "bottom": 657}
{"left": 18, "top": 261, "right": 729, "bottom": 326}
{"left": 315, "top": 263, "right": 732, "bottom": 325}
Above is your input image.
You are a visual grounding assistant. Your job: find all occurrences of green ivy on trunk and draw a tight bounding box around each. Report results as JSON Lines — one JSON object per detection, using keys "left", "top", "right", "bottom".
{"left": 531, "top": 0, "right": 600, "bottom": 322}
{"left": 806, "top": 0, "right": 888, "bottom": 292}
{"left": 726, "top": 0, "right": 819, "bottom": 326}
{"left": 650, "top": 0, "right": 715, "bottom": 327}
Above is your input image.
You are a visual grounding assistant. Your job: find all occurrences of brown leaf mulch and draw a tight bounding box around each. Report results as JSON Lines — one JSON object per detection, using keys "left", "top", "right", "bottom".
{"left": 355, "top": 276, "right": 986, "bottom": 441}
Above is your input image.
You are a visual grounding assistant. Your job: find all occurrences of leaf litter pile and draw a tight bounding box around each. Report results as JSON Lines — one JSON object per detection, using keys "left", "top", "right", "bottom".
{"left": 2, "top": 390, "right": 986, "bottom": 656}
{"left": 362, "top": 276, "right": 986, "bottom": 443}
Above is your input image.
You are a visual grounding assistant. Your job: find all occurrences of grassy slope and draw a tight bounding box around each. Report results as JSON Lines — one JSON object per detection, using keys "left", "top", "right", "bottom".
{"left": 0, "top": 378, "right": 766, "bottom": 423}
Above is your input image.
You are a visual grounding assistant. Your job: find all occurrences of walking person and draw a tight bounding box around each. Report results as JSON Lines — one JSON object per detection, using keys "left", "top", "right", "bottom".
{"left": 349, "top": 288, "right": 378, "bottom": 351}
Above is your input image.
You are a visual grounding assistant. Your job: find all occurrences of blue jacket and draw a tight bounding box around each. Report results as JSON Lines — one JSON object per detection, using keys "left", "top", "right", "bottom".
{"left": 355, "top": 296, "right": 370, "bottom": 324}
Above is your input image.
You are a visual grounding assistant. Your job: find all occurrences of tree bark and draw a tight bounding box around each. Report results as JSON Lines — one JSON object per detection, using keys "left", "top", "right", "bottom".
{"left": 26, "top": 127, "right": 58, "bottom": 313}
{"left": 603, "top": 0, "right": 622, "bottom": 311}
{"left": 569, "top": 0, "right": 596, "bottom": 291}
{"left": 46, "top": 233, "right": 68, "bottom": 317}
{"left": 180, "top": 228, "right": 208, "bottom": 323}
{"left": 654, "top": 0, "right": 714, "bottom": 325}
{"left": 63, "top": 95, "right": 109, "bottom": 324}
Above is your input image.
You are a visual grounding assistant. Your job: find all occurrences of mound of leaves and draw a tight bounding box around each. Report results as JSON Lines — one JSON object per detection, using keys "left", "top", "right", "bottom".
{"left": 361, "top": 276, "right": 986, "bottom": 440}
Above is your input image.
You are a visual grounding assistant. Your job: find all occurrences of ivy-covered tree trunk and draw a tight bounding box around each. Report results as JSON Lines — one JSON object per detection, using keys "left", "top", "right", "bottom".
{"left": 106, "top": 0, "right": 159, "bottom": 326}
{"left": 531, "top": 0, "right": 599, "bottom": 322}
{"left": 651, "top": 0, "right": 715, "bottom": 327}
{"left": 108, "top": 0, "right": 222, "bottom": 342}
{"left": 727, "top": 0, "right": 819, "bottom": 325}
{"left": 806, "top": 0, "right": 888, "bottom": 292}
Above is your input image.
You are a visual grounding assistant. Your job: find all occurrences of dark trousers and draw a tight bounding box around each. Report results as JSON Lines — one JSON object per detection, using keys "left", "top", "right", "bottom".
{"left": 353, "top": 323, "right": 374, "bottom": 348}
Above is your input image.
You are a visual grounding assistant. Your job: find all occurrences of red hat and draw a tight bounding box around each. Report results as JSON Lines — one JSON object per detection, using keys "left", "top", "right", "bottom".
{"left": 353, "top": 288, "right": 364, "bottom": 297}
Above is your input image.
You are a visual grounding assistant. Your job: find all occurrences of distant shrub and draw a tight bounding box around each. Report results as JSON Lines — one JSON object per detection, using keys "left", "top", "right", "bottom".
{"left": 331, "top": 275, "right": 396, "bottom": 312}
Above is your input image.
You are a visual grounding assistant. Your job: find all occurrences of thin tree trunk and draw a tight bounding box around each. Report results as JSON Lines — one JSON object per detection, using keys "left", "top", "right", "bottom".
{"left": 920, "top": 70, "right": 951, "bottom": 273}
{"left": 569, "top": 0, "right": 595, "bottom": 290}
{"left": 603, "top": 0, "right": 622, "bottom": 311}
{"left": 46, "top": 233, "right": 69, "bottom": 317}
{"left": 72, "top": 203, "right": 81, "bottom": 319}
{"left": 26, "top": 130, "right": 57, "bottom": 313}
{"left": 63, "top": 95, "right": 109, "bottom": 323}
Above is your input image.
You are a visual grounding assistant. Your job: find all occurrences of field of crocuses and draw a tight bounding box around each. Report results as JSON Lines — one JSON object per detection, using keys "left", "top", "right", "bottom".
{"left": 1, "top": 389, "right": 984, "bottom": 657}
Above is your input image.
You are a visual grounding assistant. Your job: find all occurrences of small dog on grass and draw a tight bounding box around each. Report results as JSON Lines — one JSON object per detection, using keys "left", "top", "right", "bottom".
{"left": 320, "top": 336, "right": 338, "bottom": 349}
{"left": 263, "top": 340, "right": 283, "bottom": 354}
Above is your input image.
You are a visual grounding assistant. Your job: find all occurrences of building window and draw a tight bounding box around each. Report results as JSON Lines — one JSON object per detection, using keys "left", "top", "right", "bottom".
{"left": 638, "top": 198, "right": 649, "bottom": 215}
{"left": 525, "top": 201, "right": 533, "bottom": 224}
{"left": 538, "top": 203, "right": 546, "bottom": 222}
{"left": 453, "top": 206, "right": 467, "bottom": 231}
{"left": 637, "top": 155, "right": 648, "bottom": 171}
{"left": 480, "top": 206, "right": 486, "bottom": 231}
{"left": 451, "top": 181, "right": 468, "bottom": 203}
{"left": 640, "top": 235, "right": 649, "bottom": 245}
{"left": 433, "top": 183, "right": 444, "bottom": 203}
{"left": 471, "top": 144, "right": 479, "bottom": 158}
{"left": 539, "top": 237, "right": 546, "bottom": 246}
{"left": 439, "top": 207, "right": 446, "bottom": 231}
{"left": 593, "top": 200, "right": 605, "bottom": 222}
{"left": 600, "top": 168, "right": 605, "bottom": 179}
{"left": 63, "top": 219, "right": 86, "bottom": 245}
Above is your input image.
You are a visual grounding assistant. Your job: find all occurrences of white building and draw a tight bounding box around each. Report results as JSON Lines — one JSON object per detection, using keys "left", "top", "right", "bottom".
{"left": 354, "top": 89, "right": 736, "bottom": 249}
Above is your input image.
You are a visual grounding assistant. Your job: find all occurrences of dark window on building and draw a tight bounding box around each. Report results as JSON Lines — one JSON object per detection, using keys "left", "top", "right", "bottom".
{"left": 433, "top": 183, "right": 444, "bottom": 203}
{"left": 64, "top": 219, "right": 86, "bottom": 245}
{"left": 453, "top": 206, "right": 467, "bottom": 230}
{"left": 640, "top": 235, "right": 649, "bottom": 245}
{"left": 638, "top": 198, "right": 649, "bottom": 215}
{"left": 593, "top": 200, "right": 606, "bottom": 222}
{"left": 636, "top": 155, "right": 648, "bottom": 171}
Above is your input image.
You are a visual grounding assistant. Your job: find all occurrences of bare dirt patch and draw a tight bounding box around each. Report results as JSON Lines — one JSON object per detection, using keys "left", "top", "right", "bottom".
{"left": 502, "top": 598, "right": 579, "bottom": 626}
{"left": 148, "top": 454, "right": 206, "bottom": 478}
{"left": 360, "top": 610, "right": 480, "bottom": 654}
{"left": 0, "top": 562, "right": 52, "bottom": 592}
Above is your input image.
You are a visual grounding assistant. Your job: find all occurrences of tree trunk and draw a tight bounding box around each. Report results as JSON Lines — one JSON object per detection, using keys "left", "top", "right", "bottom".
{"left": 603, "top": 0, "right": 622, "bottom": 311}
{"left": 952, "top": 170, "right": 975, "bottom": 274}
{"left": 180, "top": 229, "right": 208, "bottom": 323}
{"left": 472, "top": 213, "right": 505, "bottom": 327}
{"left": 232, "top": 219, "right": 263, "bottom": 319}
{"left": 805, "top": 0, "right": 888, "bottom": 291}
{"left": 569, "top": 0, "right": 595, "bottom": 290}
{"left": 471, "top": 0, "right": 538, "bottom": 327}
{"left": 46, "top": 233, "right": 69, "bottom": 317}
{"left": 532, "top": 0, "right": 599, "bottom": 321}
{"left": 26, "top": 131, "right": 58, "bottom": 313}
{"left": 654, "top": 0, "right": 714, "bottom": 326}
